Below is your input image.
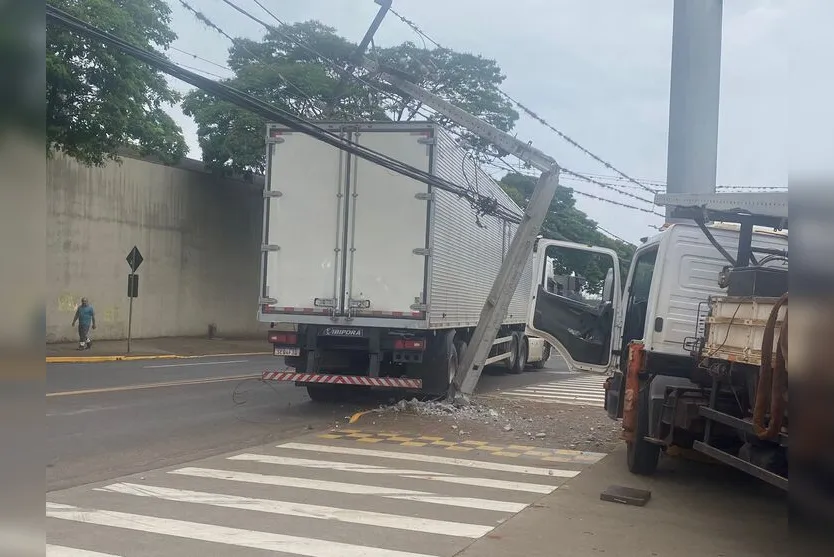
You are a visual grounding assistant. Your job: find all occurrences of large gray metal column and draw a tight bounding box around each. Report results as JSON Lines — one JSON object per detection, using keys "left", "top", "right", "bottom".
{"left": 665, "top": 0, "right": 723, "bottom": 218}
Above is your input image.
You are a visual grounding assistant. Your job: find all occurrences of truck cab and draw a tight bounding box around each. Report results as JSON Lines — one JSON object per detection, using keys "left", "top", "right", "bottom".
{"left": 527, "top": 222, "right": 788, "bottom": 472}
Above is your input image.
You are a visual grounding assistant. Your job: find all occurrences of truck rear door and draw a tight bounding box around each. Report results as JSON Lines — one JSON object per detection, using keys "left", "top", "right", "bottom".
{"left": 261, "top": 128, "right": 346, "bottom": 317}
{"left": 343, "top": 128, "right": 431, "bottom": 319}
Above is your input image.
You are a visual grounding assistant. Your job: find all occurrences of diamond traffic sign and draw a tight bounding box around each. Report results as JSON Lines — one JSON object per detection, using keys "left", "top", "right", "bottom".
{"left": 126, "top": 246, "right": 144, "bottom": 273}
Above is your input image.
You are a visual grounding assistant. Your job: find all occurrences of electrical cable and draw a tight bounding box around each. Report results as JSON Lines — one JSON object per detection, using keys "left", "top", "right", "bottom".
{"left": 46, "top": 4, "right": 523, "bottom": 224}
{"left": 386, "top": 7, "right": 658, "bottom": 195}
{"left": 211, "top": 0, "right": 520, "bottom": 218}
{"left": 177, "top": 0, "right": 324, "bottom": 117}
{"left": 488, "top": 157, "right": 661, "bottom": 216}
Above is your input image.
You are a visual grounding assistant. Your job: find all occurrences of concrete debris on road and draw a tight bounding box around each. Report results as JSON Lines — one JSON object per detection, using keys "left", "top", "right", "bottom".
{"left": 376, "top": 394, "right": 622, "bottom": 453}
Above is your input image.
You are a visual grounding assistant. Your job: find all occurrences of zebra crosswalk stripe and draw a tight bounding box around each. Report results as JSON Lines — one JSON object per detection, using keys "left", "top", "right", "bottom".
{"left": 47, "top": 440, "right": 598, "bottom": 556}
{"left": 47, "top": 503, "right": 439, "bottom": 557}
{"left": 497, "top": 374, "right": 608, "bottom": 406}
{"left": 95, "top": 483, "right": 494, "bottom": 538}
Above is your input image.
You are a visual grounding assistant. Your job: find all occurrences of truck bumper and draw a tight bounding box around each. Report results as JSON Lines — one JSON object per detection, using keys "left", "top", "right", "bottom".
{"left": 261, "top": 371, "right": 422, "bottom": 389}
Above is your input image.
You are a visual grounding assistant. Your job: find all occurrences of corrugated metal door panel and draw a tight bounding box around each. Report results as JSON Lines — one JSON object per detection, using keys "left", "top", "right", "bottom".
{"left": 345, "top": 129, "right": 430, "bottom": 317}
{"left": 428, "top": 128, "right": 529, "bottom": 328}
{"left": 263, "top": 132, "right": 345, "bottom": 313}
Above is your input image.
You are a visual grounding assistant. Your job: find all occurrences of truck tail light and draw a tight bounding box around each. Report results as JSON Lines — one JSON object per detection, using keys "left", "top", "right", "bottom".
{"left": 394, "top": 339, "right": 426, "bottom": 351}
{"left": 268, "top": 331, "right": 297, "bottom": 345}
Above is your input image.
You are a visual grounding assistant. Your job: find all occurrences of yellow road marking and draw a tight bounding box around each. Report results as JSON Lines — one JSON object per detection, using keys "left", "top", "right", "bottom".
{"left": 46, "top": 351, "right": 271, "bottom": 364}
{"left": 47, "top": 374, "right": 259, "bottom": 397}
{"left": 317, "top": 430, "right": 608, "bottom": 464}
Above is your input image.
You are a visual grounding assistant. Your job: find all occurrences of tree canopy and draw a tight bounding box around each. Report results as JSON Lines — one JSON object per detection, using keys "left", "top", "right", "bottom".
{"left": 499, "top": 172, "right": 635, "bottom": 293}
{"left": 182, "top": 21, "right": 518, "bottom": 176}
{"left": 47, "top": 0, "right": 187, "bottom": 165}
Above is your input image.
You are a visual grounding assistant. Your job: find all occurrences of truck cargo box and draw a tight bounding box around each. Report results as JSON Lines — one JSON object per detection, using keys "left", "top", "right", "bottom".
{"left": 258, "top": 122, "right": 532, "bottom": 331}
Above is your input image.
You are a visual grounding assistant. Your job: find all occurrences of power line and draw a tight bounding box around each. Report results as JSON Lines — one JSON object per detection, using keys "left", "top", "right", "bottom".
{"left": 168, "top": 46, "right": 234, "bottom": 73}
{"left": 46, "top": 4, "right": 522, "bottom": 225}
{"left": 488, "top": 159, "right": 661, "bottom": 216}
{"left": 574, "top": 171, "right": 788, "bottom": 191}
{"left": 195, "top": 0, "right": 519, "bottom": 222}
{"left": 595, "top": 225, "right": 635, "bottom": 247}
{"left": 559, "top": 168, "right": 656, "bottom": 207}
{"left": 172, "top": 61, "right": 232, "bottom": 80}
{"left": 219, "top": 0, "right": 659, "bottom": 219}
{"left": 177, "top": 0, "right": 324, "bottom": 117}
{"left": 385, "top": 7, "right": 658, "bottom": 195}
{"left": 201, "top": 0, "right": 666, "bottom": 219}
{"left": 232, "top": 0, "right": 460, "bottom": 128}
{"left": 217, "top": 0, "right": 522, "bottom": 164}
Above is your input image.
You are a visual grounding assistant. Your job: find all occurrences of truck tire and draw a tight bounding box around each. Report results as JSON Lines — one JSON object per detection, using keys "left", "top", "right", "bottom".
{"left": 627, "top": 384, "right": 661, "bottom": 475}
{"left": 306, "top": 384, "right": 346, "bottom": 403}
{"left": 419, "top": 331, "right": 458, "bottom": 396}
{"left": 504, "top": 333, "right": 519, "bottom": 373}
{"left": 530, "top": 344, "right": 551, "bottom": 370}
{"left": 511, "top": 333, "right": 527, "bottom": 374}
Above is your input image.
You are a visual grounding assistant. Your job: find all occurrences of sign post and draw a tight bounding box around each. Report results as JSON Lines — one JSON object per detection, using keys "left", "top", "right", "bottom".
{"left": 125, "top": 246, "right": 144, "bottom": 353}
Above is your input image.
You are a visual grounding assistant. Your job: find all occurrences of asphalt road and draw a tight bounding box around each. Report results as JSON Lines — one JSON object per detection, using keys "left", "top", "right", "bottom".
{"left": 47, "top": 354, "right": 571, "bottom": 491}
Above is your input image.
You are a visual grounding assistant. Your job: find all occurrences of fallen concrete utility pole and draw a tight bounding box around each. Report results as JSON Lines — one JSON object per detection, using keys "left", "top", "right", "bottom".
{"left": 364, "top": 60, "right": 560, "bottom": 397}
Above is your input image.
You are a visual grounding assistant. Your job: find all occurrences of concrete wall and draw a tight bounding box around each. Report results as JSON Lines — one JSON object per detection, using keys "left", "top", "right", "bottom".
{"left": 47, "top": 153, "right": 268, "bottom": 342}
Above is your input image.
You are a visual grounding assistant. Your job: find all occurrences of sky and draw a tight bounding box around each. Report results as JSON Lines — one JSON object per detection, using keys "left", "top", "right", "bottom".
{"left": 160, "top": 0, "right": 796, "bottom": 244}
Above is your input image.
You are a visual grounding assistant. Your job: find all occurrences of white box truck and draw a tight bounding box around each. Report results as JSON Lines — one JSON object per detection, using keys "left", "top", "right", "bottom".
{"left": 258, "top": 122, "right": 551, "bottom": 400}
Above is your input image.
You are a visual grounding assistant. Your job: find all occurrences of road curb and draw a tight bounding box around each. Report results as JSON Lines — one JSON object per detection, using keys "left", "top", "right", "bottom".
{"left": 46, "top": 354, "right": 181, "bottom": 364}
{"left": 46, "top": 351, "right": 271, "bottom": 364}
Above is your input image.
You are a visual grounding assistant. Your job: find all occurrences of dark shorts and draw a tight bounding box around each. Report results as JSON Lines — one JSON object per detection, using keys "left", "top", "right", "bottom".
{"left": 78, "top": 323, "right": 91, "bottom": 341}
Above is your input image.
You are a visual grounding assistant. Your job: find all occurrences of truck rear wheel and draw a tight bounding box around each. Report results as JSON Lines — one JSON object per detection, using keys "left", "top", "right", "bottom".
{"left": 504, "top": 333, "right": 520, "bottom": 373}
{"left": 511, "top": 333, "right": 528, "bottom": 374}
{"left": 306, "top": 384, "right": 347, "bottom": 403}
{"left": 417, "top": 332, "right": 458, "bottom": 396}
{"left": 627, "top": 385, "right": 661, "bottom": 475}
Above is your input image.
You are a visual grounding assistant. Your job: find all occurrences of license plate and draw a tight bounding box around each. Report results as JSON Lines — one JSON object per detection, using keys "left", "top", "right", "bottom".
{"left": 320, "top": 327, "right": 364, "bottom": 338}
{"left": 273, "top": 347, "right": 300, "bottom": 357}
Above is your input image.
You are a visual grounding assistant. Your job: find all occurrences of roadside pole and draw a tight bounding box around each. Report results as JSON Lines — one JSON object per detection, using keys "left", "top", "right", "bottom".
{"left": 125, "top": 246, "right": 143, "bottom": 354}
{"left": 455, "top": 169, "right": 560, "bottom": 396}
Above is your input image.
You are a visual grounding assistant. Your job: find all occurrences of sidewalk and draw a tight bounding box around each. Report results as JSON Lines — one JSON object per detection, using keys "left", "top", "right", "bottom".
{"left": 46, "top": 336, "right": 271, "bottom": 363}
{"left": 459, "top": 446, "right": 789, "bottom": 557}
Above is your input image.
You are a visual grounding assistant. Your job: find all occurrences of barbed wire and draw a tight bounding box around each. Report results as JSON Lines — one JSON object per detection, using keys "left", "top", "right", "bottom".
{"left": 559, "top": 168, "right": 656, "bottom": 207}
{"left": 488, "top": 158, "right": 662, "bottom": 216}
{"left": 574, "top": 171, "right": 788, "bottom": 191}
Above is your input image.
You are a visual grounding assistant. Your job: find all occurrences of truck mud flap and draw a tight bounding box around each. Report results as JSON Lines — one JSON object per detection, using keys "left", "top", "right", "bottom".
{"left": 262, "top": 371, "right": 422, "bottom": 389}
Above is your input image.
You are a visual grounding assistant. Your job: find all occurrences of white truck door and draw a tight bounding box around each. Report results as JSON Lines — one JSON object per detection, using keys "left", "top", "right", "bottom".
{"left": 527, "top": 240, "right": 622, "bottom": 373}
{"left": 343, "top": 129, "right": 431, "bottom": 319}
{"left": 262, "top": 129, "right": 346, "bottom": 316}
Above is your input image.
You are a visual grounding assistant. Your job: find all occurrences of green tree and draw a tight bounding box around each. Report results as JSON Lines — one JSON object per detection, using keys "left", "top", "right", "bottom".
{"left": 47, "top": 0, "right": 187, "bottom": 165}
{"left": 499, "top": 172, "right": 635, "bottom": 293}
{"left": 182, "top": 21, "right": 518, "bottom": 176}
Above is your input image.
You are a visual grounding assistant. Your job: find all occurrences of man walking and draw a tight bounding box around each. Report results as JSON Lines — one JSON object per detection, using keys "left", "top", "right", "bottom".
{"left": 71, "top": 297, "right": 96, "bottom": 350}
